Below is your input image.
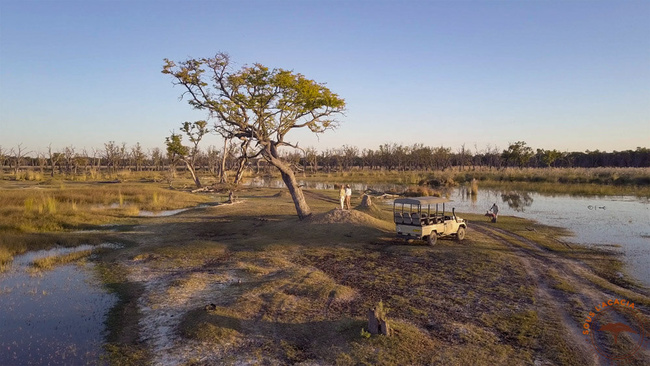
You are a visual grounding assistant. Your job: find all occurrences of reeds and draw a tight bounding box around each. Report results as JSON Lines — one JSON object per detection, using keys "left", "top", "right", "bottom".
{"left": 470, "top": 178, "right": 479, "bottom": 196}
{"left": 0, "top": 246, "right": 13, "bottom": 272}
{"left": 23, "top": 196, "right": 57, "bottom": 215}
{"left": 403, "top": 185, "right": 441, "bottom": 197}
{"left": 31, "top": 249, "right": 93, "bottom": 270}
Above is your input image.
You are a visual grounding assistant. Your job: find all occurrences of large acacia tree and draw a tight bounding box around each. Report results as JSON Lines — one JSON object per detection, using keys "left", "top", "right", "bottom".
{"left": 162, "top": 53, "right": 345, "bottom": 219}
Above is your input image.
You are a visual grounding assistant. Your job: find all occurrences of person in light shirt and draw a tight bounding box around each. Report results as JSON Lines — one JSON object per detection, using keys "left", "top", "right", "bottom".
{"left": 344, "top": 184, "right": 352, "bottom": 210}
{"left": 339, "top": 184, "right": 346, "bottom": 209}
{"left": 490, "top": 203, "right": 499, "bottom": 222}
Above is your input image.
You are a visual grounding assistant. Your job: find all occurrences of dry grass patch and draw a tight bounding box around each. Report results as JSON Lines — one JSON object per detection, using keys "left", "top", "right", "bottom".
{"left": 336, "top": 321, "right": 437, "bottom": 365}
{"left": 136, "top": 240, "right": 228, "bottom": 271}
{"left": 0, "top": 181, "right": 211, "bottom": 234}
{"left": 548, "top": 268, "right": 578, "bottom": 294}
{"left": 179, "top": 307, "right": 243, "bottom": 345}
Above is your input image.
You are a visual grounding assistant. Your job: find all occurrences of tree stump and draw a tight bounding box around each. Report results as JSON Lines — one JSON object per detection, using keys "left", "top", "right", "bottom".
{"left": 360, "top": 194, "right": 372, "bottom": 208}
{"left": 367, "top": 306, "right": 391, "bottom": 336}
{"left": 379, "top": 318, "right": 391, "bottom": 336}
{"left": 367, "top": 308, "right": 380, "bottom": 334}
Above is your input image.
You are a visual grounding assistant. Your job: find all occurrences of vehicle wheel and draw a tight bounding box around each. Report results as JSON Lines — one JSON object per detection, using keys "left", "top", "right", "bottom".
{"left": 456, "top": 227, "right": 466, "bottom": 241}
{"left": 427, "top": 234, "right": 437, "bottom": 246}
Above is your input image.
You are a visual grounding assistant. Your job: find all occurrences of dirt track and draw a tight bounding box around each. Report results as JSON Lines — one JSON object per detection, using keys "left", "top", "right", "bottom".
{"left": 472, "top": 222, "right": 650, "bottom": 365}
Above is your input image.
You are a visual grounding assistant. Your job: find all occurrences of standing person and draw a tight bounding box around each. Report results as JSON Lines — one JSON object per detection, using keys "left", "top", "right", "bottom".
{"left": 345, "top": 184, "right": 352, "bottom": 210}
{"left": 490, "top": 203, "right": 499, "bottom": 223}
{"left": 339, "top": 184, "right": 346, "bottom": 210}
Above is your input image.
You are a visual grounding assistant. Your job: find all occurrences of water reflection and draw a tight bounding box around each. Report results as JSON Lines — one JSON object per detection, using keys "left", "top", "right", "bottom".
{"left": 448, "top": 189, "right": 650, "bottom": 287}
{"left": 0, "top": 245, "right": 118, "bottom": 365}
{"left": 500, "top": 191, "right": 534, "bottom": 212}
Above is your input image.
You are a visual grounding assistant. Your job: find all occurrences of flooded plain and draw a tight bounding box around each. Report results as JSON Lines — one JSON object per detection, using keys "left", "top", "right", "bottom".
{"left": 0, "top": 244, "right": 119, "bottom": 365}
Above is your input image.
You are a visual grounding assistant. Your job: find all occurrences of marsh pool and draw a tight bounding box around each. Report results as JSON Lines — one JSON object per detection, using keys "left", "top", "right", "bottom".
{"left": 0, "top": 245, "right": 118, "bottom": 365}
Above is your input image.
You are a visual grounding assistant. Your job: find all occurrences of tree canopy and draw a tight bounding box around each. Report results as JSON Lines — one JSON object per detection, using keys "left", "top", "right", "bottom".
{"left": 162, "top": 53, "right": 346, "bottom": 219}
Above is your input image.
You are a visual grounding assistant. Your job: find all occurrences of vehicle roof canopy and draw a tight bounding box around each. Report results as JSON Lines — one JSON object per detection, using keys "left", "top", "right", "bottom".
{"left": 393, "top": 196, "right": 451, "bottom": 206}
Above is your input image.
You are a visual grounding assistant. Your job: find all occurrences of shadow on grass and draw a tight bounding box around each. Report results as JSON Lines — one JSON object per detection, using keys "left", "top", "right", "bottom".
{"left": 179, "top": 308, "right": 436, "bottom": 365}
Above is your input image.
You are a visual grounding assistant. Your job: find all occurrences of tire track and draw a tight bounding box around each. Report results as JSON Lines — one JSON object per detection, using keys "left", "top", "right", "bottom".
{"left": 474, "top": 222, "right": 650, "bottom": 364}
{"left": 471, "top": 224, "right": 604, "bottom": 365}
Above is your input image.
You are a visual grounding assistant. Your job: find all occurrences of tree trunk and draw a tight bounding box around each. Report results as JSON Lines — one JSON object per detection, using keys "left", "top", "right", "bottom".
{"left": 185, "top": 160, "right": 201, "bottom": 188}
{"left": 266, "top": 148, "right": 311, "bottom": 220}
{"left": 219, "top": 138, "right": 228, "bottom": 184}
{"left": 234, "top": 157, "right": 247, "bottom": 185}
{"left": 367, "top": 308, "right": 379, "bottom": 335}
{"left": 234, "top": 139, "right": 250, "bottom": 185}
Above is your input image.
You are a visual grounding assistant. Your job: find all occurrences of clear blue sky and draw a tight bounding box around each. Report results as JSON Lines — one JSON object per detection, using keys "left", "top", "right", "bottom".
{"left": 1, "top": 0, "right": 648, "bottom": 155}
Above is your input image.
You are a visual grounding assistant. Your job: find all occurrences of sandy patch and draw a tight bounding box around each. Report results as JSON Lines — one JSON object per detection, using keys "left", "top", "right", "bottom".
{"left": 126, "top": 261, "right": 238, "bottom": 365}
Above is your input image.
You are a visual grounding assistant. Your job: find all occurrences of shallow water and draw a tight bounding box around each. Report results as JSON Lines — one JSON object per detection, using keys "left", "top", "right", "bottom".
{"left": 0, "top": 244, "right": 119, "bottom": 365}
{"left": 138, "top": 207, "right": 192, "bottom": 217}
{"left": 138, "top": 203, "right": 212, "bottom": 217}
{"left": 449, "top": 188, "right": 650, "bottom": 287}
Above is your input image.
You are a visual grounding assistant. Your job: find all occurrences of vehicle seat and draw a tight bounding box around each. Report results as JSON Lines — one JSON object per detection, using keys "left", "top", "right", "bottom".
{"left": 394, "top": 212, "right": 403, "bottom": 224}
{"left": 420, "top": 213, "right": 428, "bottom": 225}
{"left": 402, "top": 212, "right": 413, "bottom": 225}
{"left": 411, "top": 212, "right": 421, "bottom": 226}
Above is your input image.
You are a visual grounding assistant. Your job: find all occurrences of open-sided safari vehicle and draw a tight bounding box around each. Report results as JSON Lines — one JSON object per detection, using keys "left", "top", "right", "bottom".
{"left": 393, "top": 196, "right": 467, "bottom": 245}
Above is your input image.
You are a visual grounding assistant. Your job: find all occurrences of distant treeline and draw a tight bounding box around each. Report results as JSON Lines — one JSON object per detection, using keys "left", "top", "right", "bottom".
{"left": 293, "top": 142, "right": 650, "bottom": 171}
{"left": 1, "top": 141, "right": 649, "bottom": 176}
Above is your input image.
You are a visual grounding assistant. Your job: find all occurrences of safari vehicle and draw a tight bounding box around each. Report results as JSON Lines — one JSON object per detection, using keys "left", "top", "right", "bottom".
{"left": 393, "top": 196, "right": 467, "bottom": 245}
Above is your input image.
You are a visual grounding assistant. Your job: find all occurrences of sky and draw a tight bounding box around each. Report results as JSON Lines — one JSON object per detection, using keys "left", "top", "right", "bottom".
{"left": 1, "top": 0, "right": 649, "bottom": 156}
